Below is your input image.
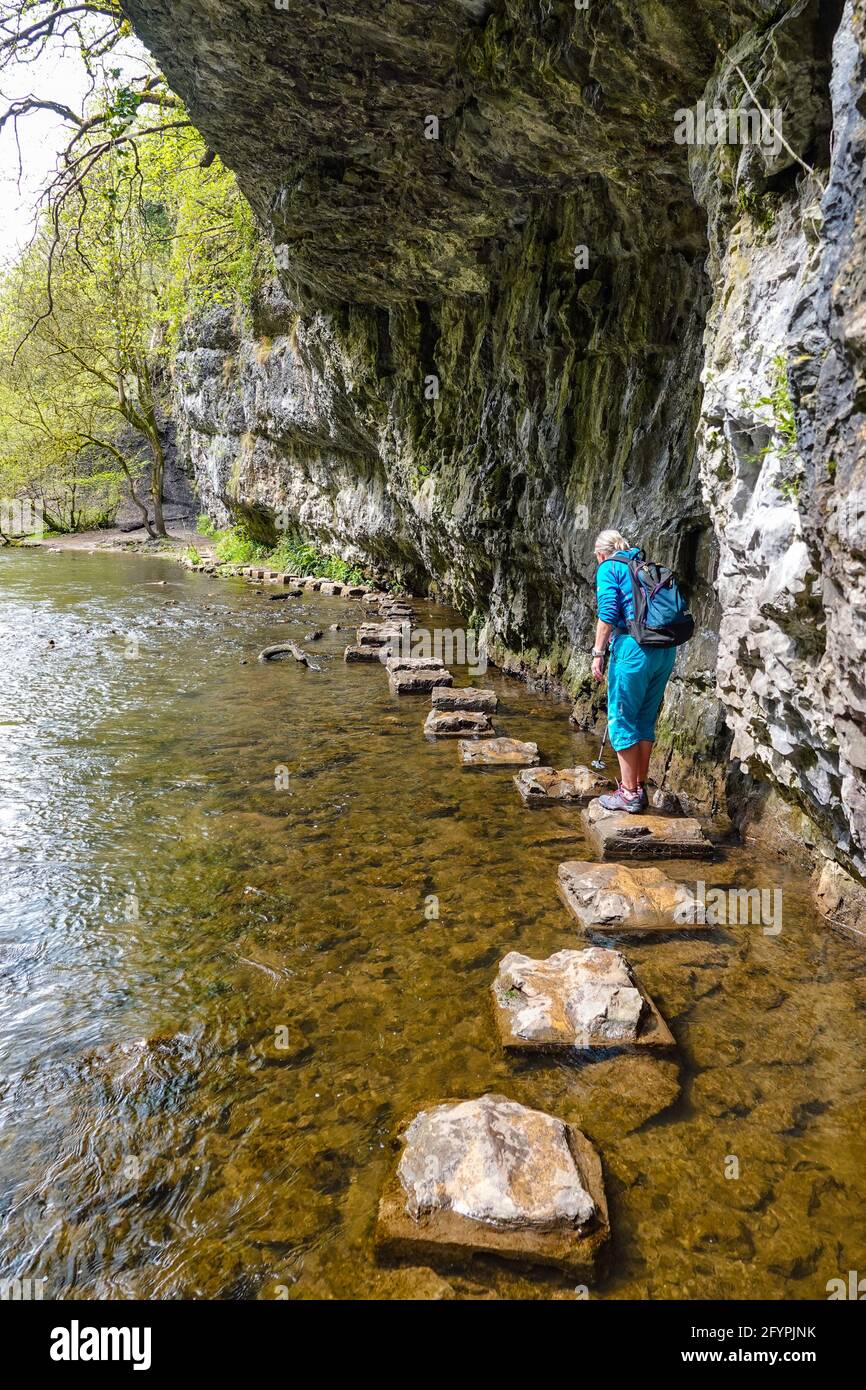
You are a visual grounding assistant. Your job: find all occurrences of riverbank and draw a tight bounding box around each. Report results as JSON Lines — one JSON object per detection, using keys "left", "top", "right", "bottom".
{"left": 21, "top": 523, "right": 213, "bottom": 557}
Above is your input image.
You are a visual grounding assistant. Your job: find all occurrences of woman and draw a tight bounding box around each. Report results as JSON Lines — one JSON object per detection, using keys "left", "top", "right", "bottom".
{"left": 590, "top": 529, "right": 676, "bottom": 813}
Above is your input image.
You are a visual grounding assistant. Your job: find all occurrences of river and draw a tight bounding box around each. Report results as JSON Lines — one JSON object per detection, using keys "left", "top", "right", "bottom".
{"left": 0, "top": 548, "right": 863, "bottom": 1299}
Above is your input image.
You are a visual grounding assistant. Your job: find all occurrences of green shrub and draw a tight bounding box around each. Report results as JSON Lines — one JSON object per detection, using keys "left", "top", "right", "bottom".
{"left": 196, "top": 513, "right": 216, "bottom": 536}
{"left": 266, "top": 534, "right": 364, "bottom": 582}
{"left": 213, "top": 525, "right": 268, "bottom": 565}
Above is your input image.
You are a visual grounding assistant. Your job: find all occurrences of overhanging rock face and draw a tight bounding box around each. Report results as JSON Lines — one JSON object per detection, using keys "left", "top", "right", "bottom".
{"left": 121, "top": 0, "right": 755, "bottom": 303}
{"left": 121, "top": 0, "right": 866, "bottom": 890}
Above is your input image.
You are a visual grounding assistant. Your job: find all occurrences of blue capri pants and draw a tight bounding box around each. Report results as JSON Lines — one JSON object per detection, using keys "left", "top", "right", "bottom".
{"left": 607, "top": 634, "right": 676, "bottom": 751}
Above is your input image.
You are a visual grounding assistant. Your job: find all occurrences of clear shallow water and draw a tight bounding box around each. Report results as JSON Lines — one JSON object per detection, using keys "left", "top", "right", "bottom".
{"left": 0, "top": 548, "right": 863, "bottom": 1299}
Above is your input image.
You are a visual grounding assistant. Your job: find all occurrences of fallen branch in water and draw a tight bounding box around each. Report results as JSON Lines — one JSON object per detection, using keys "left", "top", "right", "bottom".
{"left": 258, "top": 642, "right": 320, "bottom": 670}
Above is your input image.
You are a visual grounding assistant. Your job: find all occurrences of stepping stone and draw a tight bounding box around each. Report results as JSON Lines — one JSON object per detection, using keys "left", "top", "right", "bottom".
{"left": 558, "top": 861, "right": 700, "bottom": 932}
{"left": 459, "top": 737, "right": 540, "bottom": 767}
{"left": 375, "top": 1094, "right": 609, "bottom": 1279}
{"left": 357, "top": 623, "right": 405, "bottom": 648}
{"left": 384, "top": 656, "right": 444, "bottom": 673}
{"left": 344, "top": 645, "right": 384, "bottom": 662}
{"left": 389, "top": 667, "right": 453, "bottom": 694}
{"left": 491, "top": 947, "right": 674, "bottom": 1051}
{"left": 514, "top": 765, "right": 612, "bottom": 806}
{"left": 304, "top": 578, "right": 323, "bottom": 591}
{"left": 432, "top": 686, "right": 497, "bottom": 713}
{"left": 424, "top": 708, "right": 494, "bottom": 739}
{"left": 281, "top": 575, "right": 302, "bottom": 589}
{"left": 318, "top": 581, "right": 338, "bottom": 595}
{"left": 342, "top": 585, "right": 367, "bottom": 597}
{"left": 581, "top": 799, "right": 714, "bottom": 860}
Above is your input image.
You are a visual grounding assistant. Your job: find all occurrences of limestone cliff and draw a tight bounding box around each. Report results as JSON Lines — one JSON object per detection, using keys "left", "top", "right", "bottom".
{"left": 122, "top": 0, "right": 866, "bottom": 911}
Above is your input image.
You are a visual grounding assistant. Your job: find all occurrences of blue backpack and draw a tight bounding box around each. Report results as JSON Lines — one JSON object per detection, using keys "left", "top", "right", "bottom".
{"left": 606, "top": 549, "right": 695, "bottom": 648}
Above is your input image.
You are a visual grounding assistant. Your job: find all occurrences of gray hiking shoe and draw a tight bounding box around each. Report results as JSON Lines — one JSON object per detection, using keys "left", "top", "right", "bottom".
{"left": 598, "top": 783, "right": 644, "bottom": 814}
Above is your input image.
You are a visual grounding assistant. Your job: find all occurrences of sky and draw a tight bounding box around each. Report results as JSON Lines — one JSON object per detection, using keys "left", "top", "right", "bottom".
{"left": 0, "top": 21, "right": 153, "bottom": 266}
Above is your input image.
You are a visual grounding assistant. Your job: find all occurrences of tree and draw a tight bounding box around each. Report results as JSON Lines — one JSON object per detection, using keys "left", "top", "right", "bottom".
{"left": 0, "top": 2, "right": 263, "bottom": 533}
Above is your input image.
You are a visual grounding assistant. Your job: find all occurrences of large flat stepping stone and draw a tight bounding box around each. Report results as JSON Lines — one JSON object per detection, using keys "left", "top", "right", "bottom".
{"left": 459, "top": 737, "right": 540, "bottom": 767}
{"left": 424, "top": 708, "right": 494, "bottom": 739}
{"left": 514, "top": 765, "right": 611, "bottom": 806}
{"left": 375, "top": 1094, "right": 609, "bottom": 1278}
{"left": 432, "top": 686, "right": 498, "bottom": 713}
{"left": 389, "top": 667, "right": 453, "bottom": 694}
{"left": 357, "top": 622, "right": 405, "bottom": 648}
{"left": 344, "top": 645, "right": 385, "bottom": 663}
{"left": 581, "top": 798, "right": 713, "bottom": 860}
{"left": 492, "top": 947, "right": 674, "bottom": 1051}
{"left": 558, "top": 861, "right": 699, "bottom": 932}
{"left": 384, "top": 656, "right": 444, "bottom": 673}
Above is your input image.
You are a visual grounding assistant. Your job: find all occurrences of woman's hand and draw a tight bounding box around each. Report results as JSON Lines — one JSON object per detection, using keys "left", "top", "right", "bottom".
{"left": 592, "top": 654, "right": 605, "bottom": 683}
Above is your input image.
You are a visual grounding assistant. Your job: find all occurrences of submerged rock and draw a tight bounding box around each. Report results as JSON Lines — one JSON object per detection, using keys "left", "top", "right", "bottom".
{"left": 492, "top": 947, "right": 674, "bottom": 1051}
{"left": 558, "top": 861, "right": 700, "bottom": 933}
{"left": 459, "top": 737, "right": 540, "bottom": 767}
{"left": 424, "top": 708, "right": 494, "bottom": 739}
{"left": 582, "top": 799, "right": 714, "bottom": 860}
{"left": 514, "top": 765, "right": 611, "bottom": 806}
{"left": 376, "top": 1094, "right": 609, "bottom": 1277}
{"left": 431, "top": 686, "right": 498, "bottom": 713}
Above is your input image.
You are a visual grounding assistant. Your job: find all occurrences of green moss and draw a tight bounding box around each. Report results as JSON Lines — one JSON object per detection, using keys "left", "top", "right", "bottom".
{"left": 736, "top": 187, "right": 778, "bottom": 234}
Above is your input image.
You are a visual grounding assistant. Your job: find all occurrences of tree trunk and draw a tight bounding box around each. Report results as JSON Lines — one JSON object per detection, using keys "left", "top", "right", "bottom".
{"left": 146, "top": 426, "right": 167, "bottom": 537}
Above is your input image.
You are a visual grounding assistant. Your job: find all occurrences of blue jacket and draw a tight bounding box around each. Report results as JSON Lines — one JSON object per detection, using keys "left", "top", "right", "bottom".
{"left": 596, "top": 548, "right": 641, "bottom": 631}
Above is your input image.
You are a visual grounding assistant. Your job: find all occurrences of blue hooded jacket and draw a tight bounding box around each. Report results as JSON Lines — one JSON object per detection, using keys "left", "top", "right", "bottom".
{"left": 596, "top": 548, "right": 642, "bottom": 632}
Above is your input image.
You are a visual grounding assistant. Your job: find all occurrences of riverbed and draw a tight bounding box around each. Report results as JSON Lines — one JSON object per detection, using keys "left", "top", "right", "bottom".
{"left": 0, "top": 548, "right": 863, "bottom": 1299}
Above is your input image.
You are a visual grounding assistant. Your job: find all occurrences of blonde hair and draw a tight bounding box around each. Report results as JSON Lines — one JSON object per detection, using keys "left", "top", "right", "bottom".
{"left": 594, "top": 528, "right": 630, "bottom": 556}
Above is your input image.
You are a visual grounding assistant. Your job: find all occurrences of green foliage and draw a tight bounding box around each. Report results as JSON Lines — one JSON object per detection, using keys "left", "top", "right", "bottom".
{"left": 0, "top": 109, "right": 267, "bottom": 532}
{"left": 266, "top": 535, "right": 364, "bottom": 582}
{"left": 755, "top": 354, "right": 798, "bottom": 454}
{"left": 196, "top": 513, "right": 217, "bottom": 536}
{"left": 213, "top": 525, "right": 268, "bottom": 566}
{"left": 740, "top": 353, "right": 802, "bottom": 501}
{"left": 185, "top": 544, "right": 202, "bottom": 565}
{"left": 204, "top": 522, "right": 364, "bottom": 580}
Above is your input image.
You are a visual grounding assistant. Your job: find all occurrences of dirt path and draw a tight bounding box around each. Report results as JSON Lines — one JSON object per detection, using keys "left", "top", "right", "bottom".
{"left": 21, "top": 525, "right": 216, "bottom": 559}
